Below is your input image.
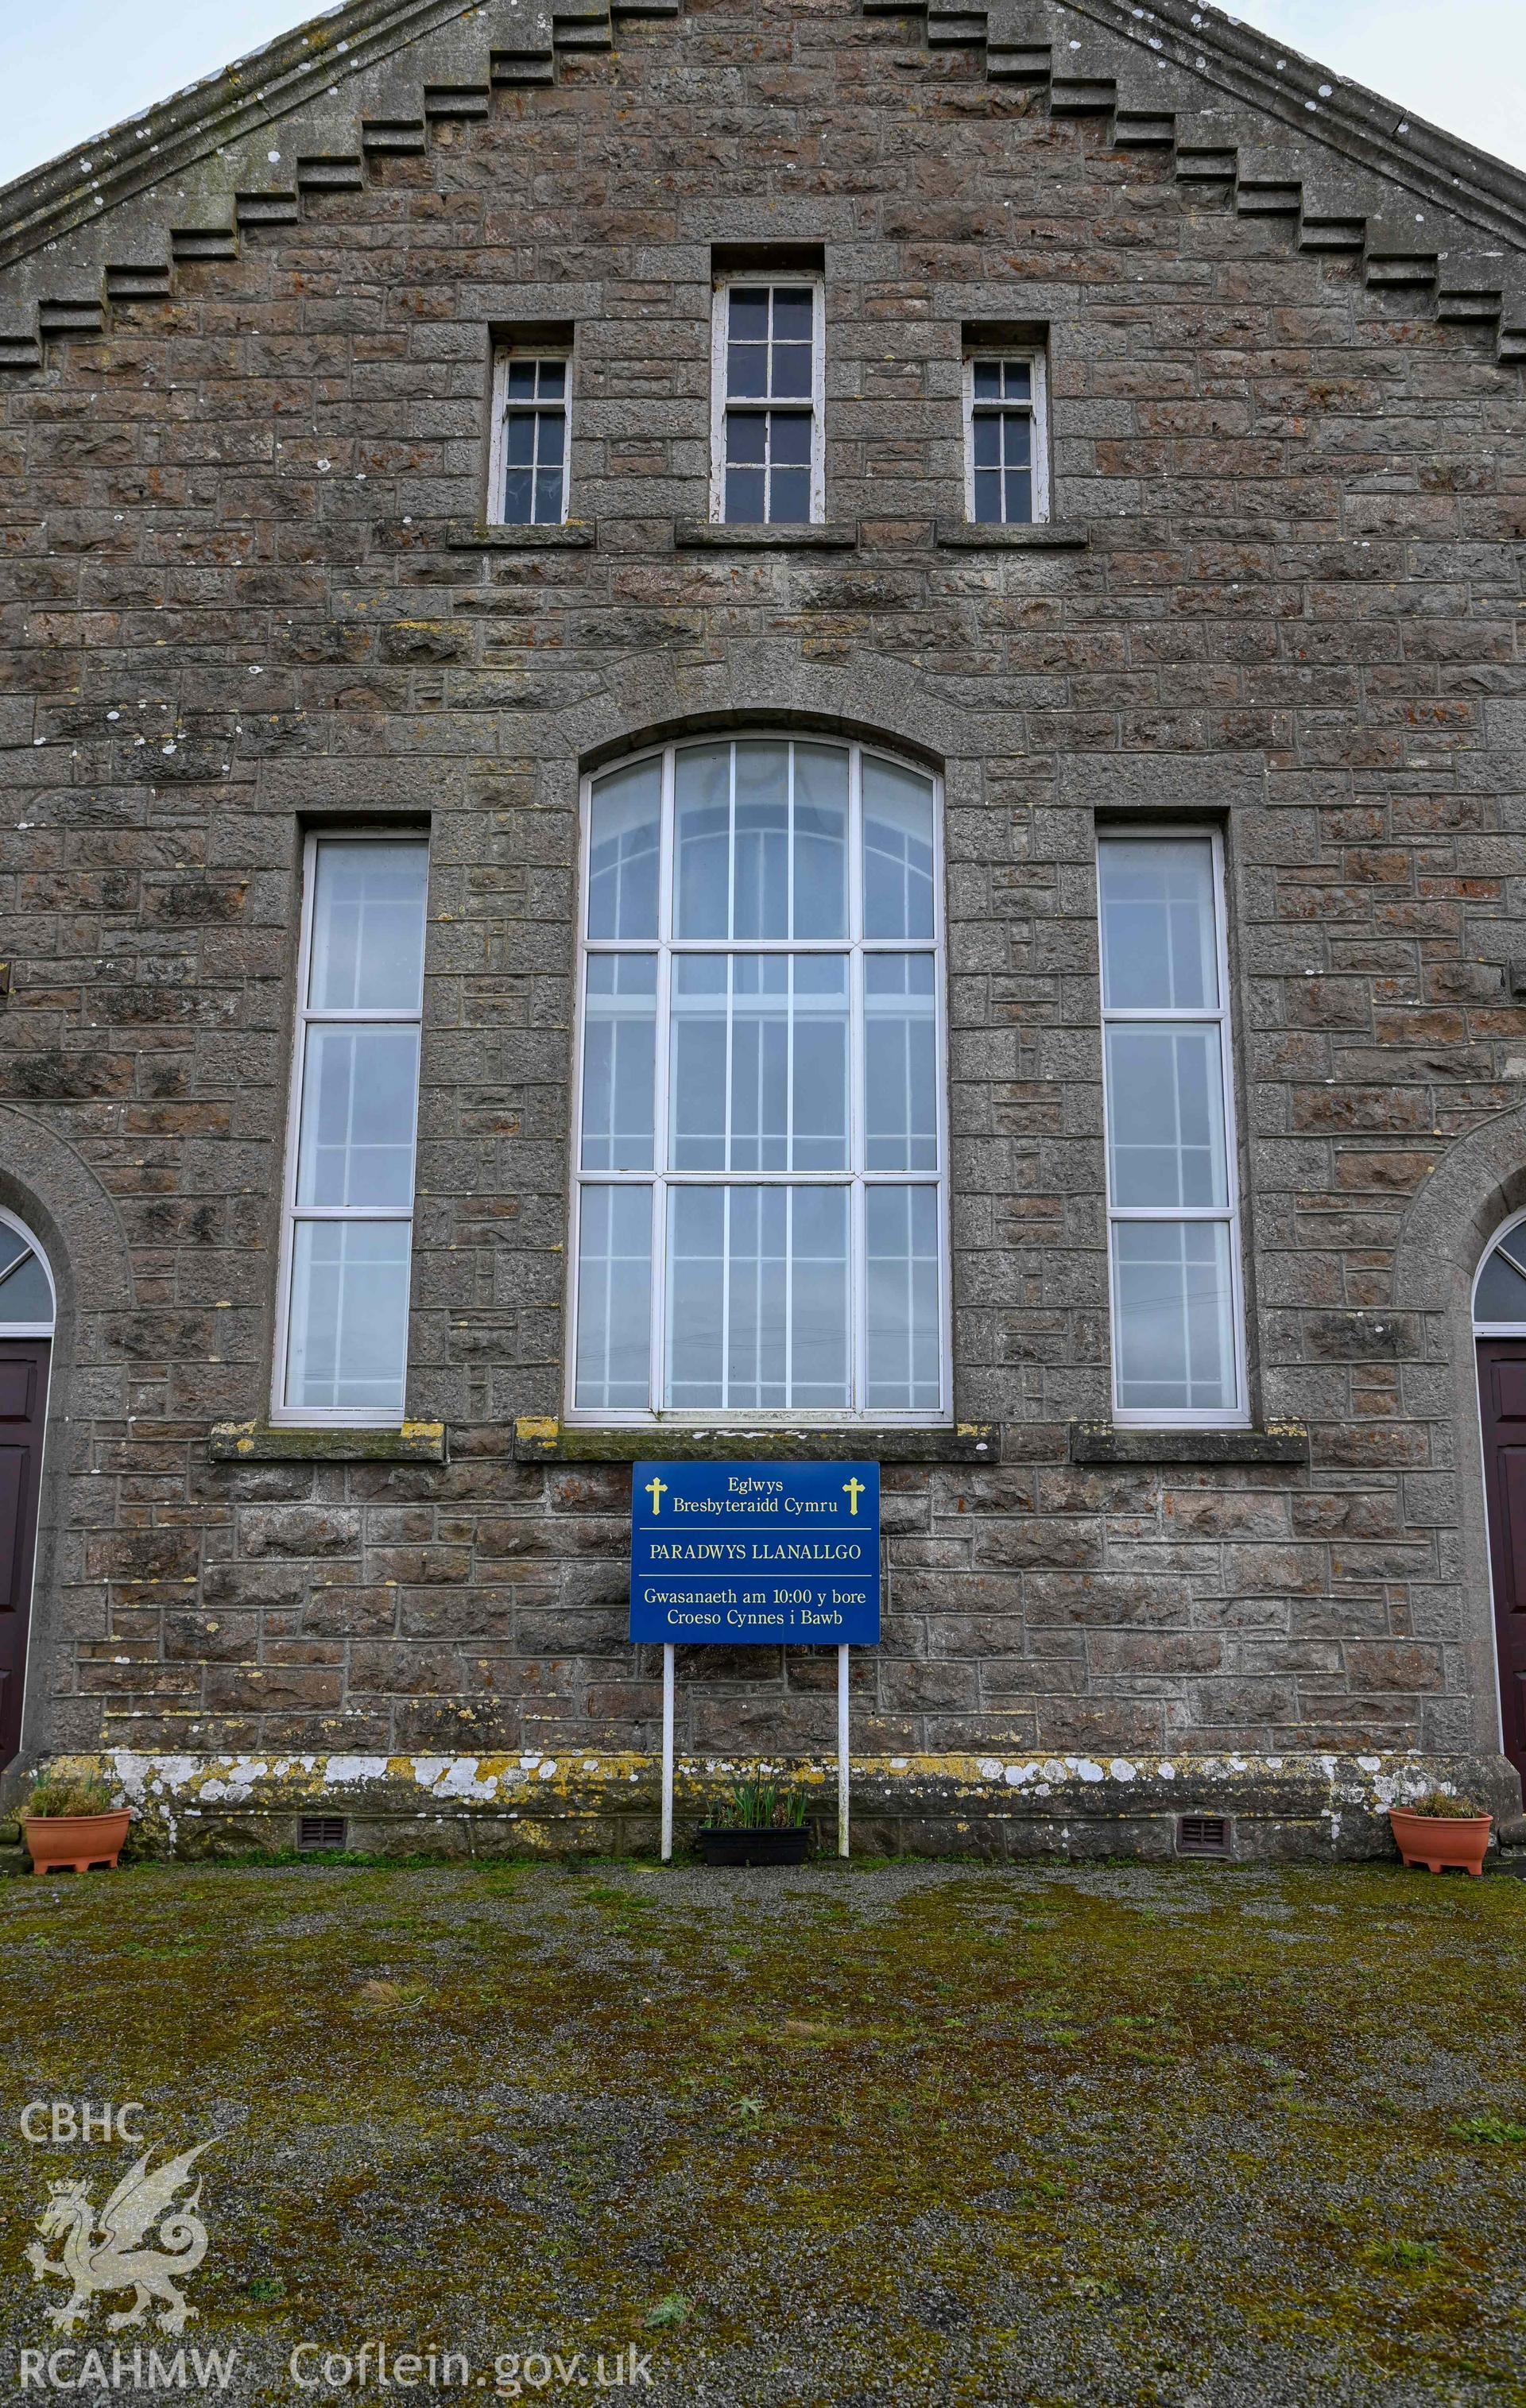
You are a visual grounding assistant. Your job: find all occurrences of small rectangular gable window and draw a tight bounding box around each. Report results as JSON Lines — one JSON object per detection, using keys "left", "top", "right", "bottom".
{"left": 712, "top": 281, "right": 824, "bottom": 525}
{"left": 964, "top": 350, "right": 1049, "bottom": 526}
{"left": 490, "top": 349, "right": 569, "bottom": 526}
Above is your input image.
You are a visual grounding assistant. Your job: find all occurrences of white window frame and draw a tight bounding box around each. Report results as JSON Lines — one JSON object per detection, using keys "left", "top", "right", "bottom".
{"left": 709, "top": 278, "right": 826, "bottom": 526}
{"left": 487, "top": 345, "right": 571, "bottom": 528}
{"left": 962, "top": 350, "right": 1051, "bottom": 526}
{"left": 0, "top": 1206, "right": 56, "bottom": 1339}
{"left": 271, "top": 829, "right": 428, "bottom": 1429}
{"left": 1098, "top": 823, "right": 1249, "bottom": 1429}
{"left": 1474, "top": 1207, "right": 1526, "bottom": 1336}
{"left": 567, "top": 734, "right": 952, "bottom": 1426}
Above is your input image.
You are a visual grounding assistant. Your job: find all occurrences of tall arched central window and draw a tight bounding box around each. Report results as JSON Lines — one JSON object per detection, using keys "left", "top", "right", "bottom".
{"left": 570, "top": 734, "right": 949, "bottom": 1422}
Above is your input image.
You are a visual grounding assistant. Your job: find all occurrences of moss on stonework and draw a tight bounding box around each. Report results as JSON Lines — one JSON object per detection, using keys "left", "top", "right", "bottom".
{"left": 4, "top": 1860, "right": 1526, "bottom": 2401}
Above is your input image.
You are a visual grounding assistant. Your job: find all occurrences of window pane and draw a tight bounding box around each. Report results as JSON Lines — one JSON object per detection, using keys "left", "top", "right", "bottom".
{"left": 972, "top": 469, "right": 1002, "bottom": 525}
{"left": 769, "top": 469, "right": 810, "bottom": 525}
{"left": 1099, "top": 837, "right": 1218, "bottom": 1011}
{"left": 308, "top": 842, "right": 428, "bottom": 1011}
{"left": 538, "top": 360, "right": 566, "bottom": 398}
{"left": 296, "top": 1026, "right": 420, "bottom": 1207}
{"left": 588, "top": 759, "right": 660, "bottom": 939}
{"left": 971, "top": 415, "right": 1000, "bottom": 469}
{"left": 666, "top": 1186, "right": 848, "bottom": 1411}
{"left": 505, "top": 414, "right": 536, "bottom": 467}
{"left": 1001, "top": 358, "right": 1032, "bottom": 400}
{"left": 793, "top": 741, "right": 848, "bottom": 937}
{"left": 728, "top": 288, "right": 769, "bottom": 344}
{"left": 1003, "top": 468, "right": 1032, "bottom": 525}
{"left": 0, "top": 1241, "right": 51, "bottom": 1324}
{"left": 675, "top": 742, "right": 731, "bottom": 936}
{"left": 574, "top": 1187, "right": 652, "bottom": 1411}
{"left": 972, "top": 360, "right": 1001, "bottom": 400}
{"left": 728, "top": 338, "right": 768, "bottom": 399}
{"left": 866, "top": 954, "right": 939, "bottom": 1171}
{"left": 863, "top": 757, "right": 935, "bottom": 938}
{"left": 669, "top": 955, "right": 848, "bottom": 1171}
{"left": 1112, "top": 1221, "right": 1235, "bottom": 1414}
{"left": 726, "top": 464, "right": 767, "bottom": 525}
{"left": 669, "top": 955, "right": 730, "bottom": 1171}
{"left": 772, "top": 341, "right": 812, "bottom": 400}
{"left": 770, "top": 411, "right": 811, "bottom": 464}
{"left": 287, "top": 1221, "right": 412, "bottom": 1413}
{"left": 866, "top": 1185, "right": 942, "bottom": 1411}
{"left": 771, "top": 288, "right": 814, "bottom": 343}
{"left": 1476, "top": 1245, "right": 1526, "bottom": 1322}
{"left": 733, "top": 741, "right": 790, "bottom": 938}
{"left": 506, "top": 360, "right": 536, "bottom": 401}
{"left": 1001, "top": 414, "right": 1032, "bottom": 467}
{"left": 1105, "top": 1024, "right": 1227, "bottom": 1209}
{"left": 726, "top": 412, "right": 767, "bottom": 465}
{"left": 533, "top": 462, "right": 564, "bottom": 525}
{"left": 580, "top": 954, "right": 656, "bottom": 1172}
{"left": 502, "top": 468, "right": 533, "bottom": 524}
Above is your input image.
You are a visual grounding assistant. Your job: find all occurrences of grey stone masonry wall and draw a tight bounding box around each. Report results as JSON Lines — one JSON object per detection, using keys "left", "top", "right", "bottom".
{"left": 1, "top": 0, "right": 1524, "bottom": 1850}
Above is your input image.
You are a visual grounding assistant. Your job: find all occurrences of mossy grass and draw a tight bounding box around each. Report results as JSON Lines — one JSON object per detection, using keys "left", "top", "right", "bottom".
{"left": 6, "top": 1859, "right": 1526, "bottom": 2396}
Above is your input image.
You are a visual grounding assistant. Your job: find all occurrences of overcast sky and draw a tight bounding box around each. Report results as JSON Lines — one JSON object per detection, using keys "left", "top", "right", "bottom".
{"left": 1, "top": 0, "right": 1523, "bottom": 188}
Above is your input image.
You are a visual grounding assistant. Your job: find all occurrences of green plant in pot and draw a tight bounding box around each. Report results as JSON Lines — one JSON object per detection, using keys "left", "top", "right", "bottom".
{"left": 697, "top": 1779, "right": 811, "bottom": 1866}
{"left": 21, "top": 1773, "right": 133, "bottom": 1877}
{"left": 1388, "top": 1788, "right": 1493, "bottom": 1879}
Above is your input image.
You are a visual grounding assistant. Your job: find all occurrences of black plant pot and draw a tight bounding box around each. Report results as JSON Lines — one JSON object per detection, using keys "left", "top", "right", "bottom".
{"left": 696, "top": 1825, "right": 811, "bottom": 1867}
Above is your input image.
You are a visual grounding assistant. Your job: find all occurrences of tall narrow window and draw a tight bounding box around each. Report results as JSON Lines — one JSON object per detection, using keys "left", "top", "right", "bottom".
{"left": 711, "top": 282, "right": 823, "bottom": 525}
{"left": 275, "top": 834, "right": 428, "bottom": 1425}
{"left": 490, "top": 349, "right": 569, "bottom": 526}
{"left": 571, "top": 736, "right": 948, "bottom": 1420}
{"left": 1098, "top": 830, "right": 1246, "bottom": 1426}
{"left": 964, "top": 351, "right": 1049, "bottom": 526}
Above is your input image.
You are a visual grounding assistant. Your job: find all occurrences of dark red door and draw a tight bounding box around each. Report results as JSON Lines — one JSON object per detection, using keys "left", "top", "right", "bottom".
{"left": 1480, "top": 1341, "right": 1526, "bottom": 1786}
{"left": 0, "top": 1340, "right": 49, "bottom": 1768}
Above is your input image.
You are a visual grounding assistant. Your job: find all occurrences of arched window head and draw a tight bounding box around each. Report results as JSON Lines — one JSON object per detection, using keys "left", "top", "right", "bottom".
{"left": 0, "top": 1210, "right": 55, "bottom": 1336}
{"left": 1474, "top": 1214, "right": 1526, "bottom": 1332}
{"left": 570, "top": 731, "right": 950, "bottom": 1423}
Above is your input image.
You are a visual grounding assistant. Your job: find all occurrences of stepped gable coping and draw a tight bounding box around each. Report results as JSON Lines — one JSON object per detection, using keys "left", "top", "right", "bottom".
{"left": 0, "top": 0, "right": 1524, "bottom": 370}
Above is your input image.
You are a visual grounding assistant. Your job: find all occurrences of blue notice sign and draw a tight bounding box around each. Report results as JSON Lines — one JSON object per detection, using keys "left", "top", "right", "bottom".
{"left": 629, "top": 1460, "right": 881, "bottom": 1645}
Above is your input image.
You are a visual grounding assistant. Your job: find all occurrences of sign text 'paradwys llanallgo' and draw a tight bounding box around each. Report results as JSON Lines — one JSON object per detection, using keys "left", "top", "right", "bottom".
{"left": 629, "top": 1461, "right": 881, "bottom": 1644}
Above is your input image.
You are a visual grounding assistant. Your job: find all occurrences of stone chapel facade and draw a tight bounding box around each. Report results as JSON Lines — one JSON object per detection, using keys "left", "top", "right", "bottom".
{"left": 2, "top": 0, "right": 1525, "bottom": 1857}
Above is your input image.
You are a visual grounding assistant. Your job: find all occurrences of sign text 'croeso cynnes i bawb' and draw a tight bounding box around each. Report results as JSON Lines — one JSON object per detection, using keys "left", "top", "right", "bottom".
{"left": 629, "top": 1461, "right": 881, "bottom": 1644}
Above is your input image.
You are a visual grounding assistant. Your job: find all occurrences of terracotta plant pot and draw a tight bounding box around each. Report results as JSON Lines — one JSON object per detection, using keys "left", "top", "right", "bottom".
{"left": 1388, "top": 1806, "right": 1492, "bottom": 1878}
{"left": 696, "top": 1825, "right": 810, "bottom": 1867}
{"left": 23, "top": 1810, "right": 131, "bottom": 1876}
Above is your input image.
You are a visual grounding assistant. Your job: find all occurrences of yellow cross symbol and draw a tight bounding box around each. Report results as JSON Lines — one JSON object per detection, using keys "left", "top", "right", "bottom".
{"left": 842, "top": 1477, "right": 866, "bottom": 1516}
{"left": 645, "top": 1475, "right": 668, "bottom": 1516}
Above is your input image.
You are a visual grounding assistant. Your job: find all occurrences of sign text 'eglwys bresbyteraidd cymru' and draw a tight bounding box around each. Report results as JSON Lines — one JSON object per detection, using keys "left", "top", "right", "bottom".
{"left": 629, "top": 1461, "right": 881, "bottom": 1645}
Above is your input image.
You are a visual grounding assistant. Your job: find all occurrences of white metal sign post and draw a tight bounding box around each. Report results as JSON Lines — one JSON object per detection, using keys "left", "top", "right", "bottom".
{"left": 660, "top": 1643, "right": 675, "bottom": 1861}
{"left": 658, "top": 1640, "right": 852, "bottom": 1863}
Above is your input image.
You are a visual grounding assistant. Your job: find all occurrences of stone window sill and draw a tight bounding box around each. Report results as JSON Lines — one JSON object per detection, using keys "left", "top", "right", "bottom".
{"left": 209, "top": 1420, "right": 447, "bottom": 1465}
{"left": 936, "top": 520, "right": 1090, "bottom": 551}
{"left": 674, "top": 521, "right": 857, "bottom": 551}
{"left": 447, "top": 522, "right": 594, "bottom": 550}
{"left": 1068, "top": 1422, "right": 1308, "bottom": 1468}
{"left": 514, "top": 1418, "right": 998, "bottom": 1465}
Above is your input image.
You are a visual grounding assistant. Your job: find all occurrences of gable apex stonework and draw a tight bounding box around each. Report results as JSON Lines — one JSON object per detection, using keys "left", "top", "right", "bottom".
{"left": 2, "top": 0, "right": 1526, "bottom": 370}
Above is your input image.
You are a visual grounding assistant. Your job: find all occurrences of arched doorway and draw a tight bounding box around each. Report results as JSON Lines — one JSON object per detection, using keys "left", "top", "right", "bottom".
{"left": 1476, "top": 1214, "right": 1526, "bottom": 1785}
{"left": 0, "top": 1208, "right": 55, "bottom": 1768}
